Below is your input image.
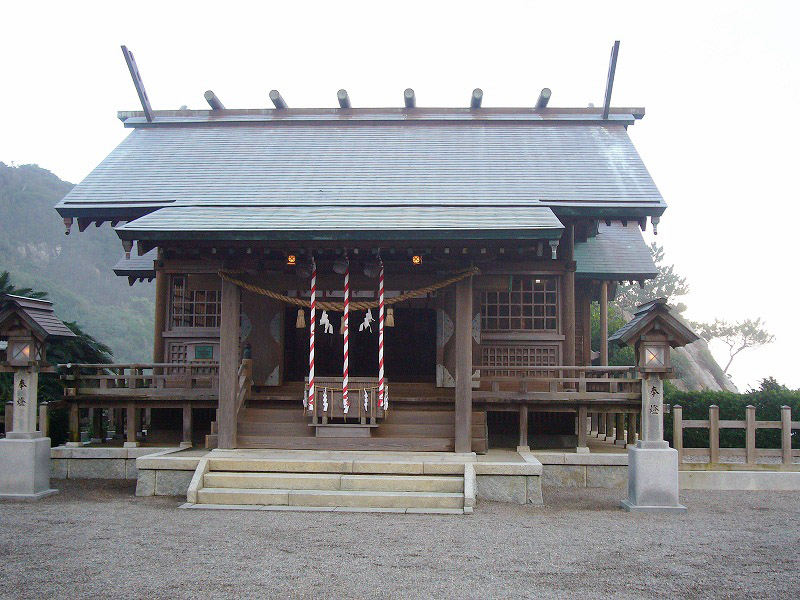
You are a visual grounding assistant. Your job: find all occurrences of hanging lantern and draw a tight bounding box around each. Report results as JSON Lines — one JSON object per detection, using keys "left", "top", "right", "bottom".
{"left": 386, "top": 307, "right": 395, "bottom": 327}
{"left": 296, "top": 308, "right": 306, "bottom": 329}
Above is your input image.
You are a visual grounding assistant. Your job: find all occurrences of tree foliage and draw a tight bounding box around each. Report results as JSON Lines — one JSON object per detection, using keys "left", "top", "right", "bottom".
{"left": 693, "top": 318, "right": 775, "bottom": 374}
{"left": 615, "top": 243, "right": 690, "bottom": 313}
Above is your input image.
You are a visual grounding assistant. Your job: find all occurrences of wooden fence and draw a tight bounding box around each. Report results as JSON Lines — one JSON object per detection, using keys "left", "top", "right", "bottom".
{"left": 673, "top": 404, "right": 799, "bottom": 465}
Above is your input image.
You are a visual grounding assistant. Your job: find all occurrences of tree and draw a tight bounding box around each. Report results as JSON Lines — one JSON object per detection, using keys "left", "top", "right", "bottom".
{"left": 615, "top": 243, "right": 690, "bottom": 313}
{"left": 0, "top": 270, "right": 47, "bottom": 299}
{"left": 694, "top": 318, "right": 775, "bottom": 374}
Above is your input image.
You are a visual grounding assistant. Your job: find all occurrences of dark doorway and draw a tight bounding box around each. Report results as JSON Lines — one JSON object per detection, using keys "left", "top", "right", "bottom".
{"left": 284, "top": 306, "right": 436, "bottom": 383}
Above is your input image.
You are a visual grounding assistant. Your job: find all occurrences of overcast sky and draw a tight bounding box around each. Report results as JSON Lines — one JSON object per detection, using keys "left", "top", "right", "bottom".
{"left": 2, "top": 1, "right": 798, "bottom": 390}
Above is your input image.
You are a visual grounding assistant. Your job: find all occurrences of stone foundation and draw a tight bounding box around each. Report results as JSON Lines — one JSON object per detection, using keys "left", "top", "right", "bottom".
{"left": 51, "top": 446, "right": 179, "bottom": 481}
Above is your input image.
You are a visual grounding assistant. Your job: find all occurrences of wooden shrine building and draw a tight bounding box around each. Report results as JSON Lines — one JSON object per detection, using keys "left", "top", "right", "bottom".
{"left": 55, "top": 58, "right": 664, "bottom": 454}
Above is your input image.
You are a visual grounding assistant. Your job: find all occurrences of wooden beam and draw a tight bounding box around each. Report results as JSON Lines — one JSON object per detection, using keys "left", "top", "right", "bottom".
{"left": 218, "top": 278, "right": 241, "bottom": 448}
{"left": 120, "top": 45, "right": 154, "bottom": 122}
{"left": 204, "top": 90, "right": 225, "bottom": 110}
{"left": 269, "top": 90, "right": 287, "bottom": 109}
{"left": 337, "top": 89, "right": 351, "bottom": 108}
{"left": 454, "top": 277, "right": 473, "bottom": 453}
{"left": 563, "top": 224, "right": 576, "bottom": 367}
{"left": 602, "top": 41, "right": 620, "bottom": 120}
{"left": 404, "top": 88, "right": 416, "bottom": 108}
{"left": 470, "top": 88, "right": 483, "bottom": 109}
{"left": 535, "top": 88, "right": 551, "bottom": 109}
{"left": 126, "top": 404, "right": 139, "bottom": 447}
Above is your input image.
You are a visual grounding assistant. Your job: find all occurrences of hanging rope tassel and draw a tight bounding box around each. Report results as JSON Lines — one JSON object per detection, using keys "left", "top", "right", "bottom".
{"left": 342, "top": 256, "right": 350, "bottom": 414}
{"left": 307, "top": 258, "right": 316, "bottom": 412}
{"left": 378, "top": 258, "right": 386, "bottom": 410}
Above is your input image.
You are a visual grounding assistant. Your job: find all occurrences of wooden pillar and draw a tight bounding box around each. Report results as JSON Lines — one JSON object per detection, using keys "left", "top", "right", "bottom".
{"left": 182, "top": 404, "right": 193, "bottom": 448}
{"left": 518, "top": 404, "right": 528, "bottom": 449}
{"left": 125, "top": 404, "right": 140, "bottom": 447}
{"left": 563, "top": 223, "right": 576, "bottom": 368}
{"left": 598, "top": 411, "right": 606, "bottom": 436}
{"left": 627, "top": 411, "right": 637, "bottom": 446}
{"left": 577, "top": 405, "right": 588, "bottom": 452}
{"left": 615, "top": 412, "right": 626, "bottom": 446}
{"left": 745, "top": 404, "right": 756, "bottom": 465}
{"left": 590, "top": 412, "right": 599, "bottom": 436}
{"left": 605, "top": 412, "right": 615, "bottom": 442}
{"left": 709, "top": 404, "right": 720, "bottom": 463}
{"left": 153, "top": 267, "right": 168, "bottom": 364}
{"left": 38, "top": 403, "right": 49, "bottom": 437}
{"left": 454, "top": 277, "right": 473, "bottom": 454}
{"left": 781, "top": 406, "right": 792, "bottom": 465}
{"left": 673, "top": 405, "right": 683, "bottom": 463}
{"left": 218, "top": 278, "right": 241, "bottom": 449}
{"left": 599, "top": 281, "right": 609, "bottom": 366}
{"left": 91, "top": 408, "right": 104, "bottom": 442}
{"left": 69, "top": 403, "right": 79, "bottom": 442}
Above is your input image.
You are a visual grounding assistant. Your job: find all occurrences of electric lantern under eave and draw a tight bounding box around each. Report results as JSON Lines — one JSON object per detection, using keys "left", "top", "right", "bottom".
{"left": 55, "top": 42, "right": 669, "bottom": 454}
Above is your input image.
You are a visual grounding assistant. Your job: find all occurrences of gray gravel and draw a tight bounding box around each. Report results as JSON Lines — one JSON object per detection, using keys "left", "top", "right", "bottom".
{"left": 1, "top": 480, "right": 798, "bottom": 599}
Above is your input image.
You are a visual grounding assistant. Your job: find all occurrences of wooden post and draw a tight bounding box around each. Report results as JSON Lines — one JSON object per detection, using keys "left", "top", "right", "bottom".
{"left": 218, "top": 277, "right": 241, "bottom": 449}
{"left": 153, "top": 268, "right": 168, "bottom": 365}
{"left": 181, "top": 404, "right": 193, "bottom": 448}
{"left": 125, "top": 404, "right": 139, "bottom": 447}
{"left": 38, "top": 403, "right": 49, "bottom": 437}
{"left": 5, "top": 400, "right": 13, "bottom": 434}
{"left": 91, "top": 408, "right": 104, "bottom": 443}
{"left": 745, "top": 404, "right": 756, "bottom": 465}
{"left": 673, "top": 405, "right": 683, "bottom": 463}
{"left": 577, "top": 405, "right": 588, "bottom": 452}
{"left": 627, "top": 411, "right": 637, "bottom": 447}
{"left": 598, "top": 411, "right": 606, "bottom": 437}
{"left": 454, "top": 277, "right": 473, "bottom": 453}
{"left": 709, "top": 404, "right": 720, "bottom": 464}
{"left": 615, "top": 412, "right": 626, "bottom": 446}
{"left": 69, "top": 403, "right": 79, "bottom": 442}
{"left": 518, "top": 404, "right": 528, "bottom": 449}
{"left": 590, "top": 412, "right": 599, "bottom": 437}
{"left": 563, "top": 224, "right": 576, "bottom": 369}
{"left": 605, "top": 412, "right": 615, "bottom": 442}
{"left": 781, "top": 405, "right": 792, "bottom": 465}
{"left": 599, "top": 281, "right": 609, "bottom": 366}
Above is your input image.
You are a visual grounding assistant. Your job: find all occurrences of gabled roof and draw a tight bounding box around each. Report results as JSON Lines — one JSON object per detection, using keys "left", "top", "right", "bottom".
{"left": 0, "top": 295, "right": 76, "bottom": 339}
{"left": 609, "top": 298, "right": 699, "bottom": 348}
{"left": 55, "top": 107, "right": 665, "bottom": 229}
{"left": 574, "top": 221, "right": 657, "bottom": 281}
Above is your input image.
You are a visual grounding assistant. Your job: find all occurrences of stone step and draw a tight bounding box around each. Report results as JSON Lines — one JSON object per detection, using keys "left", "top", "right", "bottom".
{"left": 203, "top": 472, "right": 463, "bottom": 493}
{"left": 207, "top": 457, "right": 465, "bottom": 475}
{"left": 196, "top": 487, "right": 464, "bottom": 509}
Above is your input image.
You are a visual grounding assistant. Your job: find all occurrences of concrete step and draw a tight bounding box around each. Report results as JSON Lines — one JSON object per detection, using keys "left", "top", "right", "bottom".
{"left": 203, "top": 472, "right": 463, "bottom": 493}
{"left": 207, "top": 457, "right": 465, "bottom": 475}
{"left": 196, "top": 487, "right": 464, "bottom": 509}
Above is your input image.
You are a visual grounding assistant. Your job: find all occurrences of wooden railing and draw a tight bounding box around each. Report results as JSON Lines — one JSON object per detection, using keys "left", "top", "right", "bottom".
{"left": 473, "top": 365, "right": 641, "bottom": 404}
{"left": 236, "top": 359, "right": 253, "bottom": 414}
{"left": 304, "top": 377, "right": 387, "bottom": 424}
{"left": 60, "top": 362, "right": 220, "bottom": 398}
{"left": 674, "top": 404, "right": 799, "bottom": 465}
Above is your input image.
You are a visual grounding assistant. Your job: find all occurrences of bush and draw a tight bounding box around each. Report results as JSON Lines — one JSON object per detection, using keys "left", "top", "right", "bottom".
{"left": 664, "top": 385, "right": 800, "bottom": 450}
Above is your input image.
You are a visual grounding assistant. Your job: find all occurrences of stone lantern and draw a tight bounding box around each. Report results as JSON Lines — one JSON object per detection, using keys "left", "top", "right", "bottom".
{"left": 0, "top": 294, "right": 75, "bottom": 499}
{"left": 609, "top": 298, "right": 699, "bottom": 513}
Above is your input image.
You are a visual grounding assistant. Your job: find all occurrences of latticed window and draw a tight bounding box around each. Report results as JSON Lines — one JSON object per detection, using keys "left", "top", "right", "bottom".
{"left": 482, "top": 345, "right": 558, "bottom": 367}
{"left": 481, "top": 277, "right": 558, "bottom": 332}
{"left": 171, "top": 277, "right": 221, "bottom": 328}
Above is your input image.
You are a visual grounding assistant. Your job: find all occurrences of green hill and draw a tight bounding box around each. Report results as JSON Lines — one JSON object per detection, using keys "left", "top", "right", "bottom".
{"left": 0, "top": 162, "right": 154, "bottom": 362}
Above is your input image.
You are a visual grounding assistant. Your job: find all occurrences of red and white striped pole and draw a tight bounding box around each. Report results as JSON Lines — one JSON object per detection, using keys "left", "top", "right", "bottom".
{"left": 342, "top": 255, "right": 350, "bottom": 414}
{"left": 378, "top": 258, "right": 386, "bottom": 409}
{"left": 307, "top": 257, "right": 316, "bottom": 413}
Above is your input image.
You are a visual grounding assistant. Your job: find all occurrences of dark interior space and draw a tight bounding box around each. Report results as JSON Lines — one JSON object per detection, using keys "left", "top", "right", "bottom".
{"left": 284, "top": 306, "right": 436, "bottom": 383}
{"left": 488, "top": 410, "right": 577, "bottom": 449}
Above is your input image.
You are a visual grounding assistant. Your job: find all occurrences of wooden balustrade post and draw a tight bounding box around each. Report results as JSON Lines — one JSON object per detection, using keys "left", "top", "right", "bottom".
{"left": 181, "top": 403, "right": 193, "bottom": 448}
{"left": 709, "top": 405, "right": 720, "bottom": 464}
{"left": 518, "top": 404, "right": 529, "bottom": 450}
{"left": 673, "top": 405, "right": 683, "bottom": 463}
{"left": 577, "top": 405, "right": 589, "bottom": 453}
{"left": 627, "top": 411, "right": 637, "bottom": 447}
{"left": 125, "top": 404, "right": 140, "bottom": 448}
{"left": 745, "top": 404, "right": 756, "bottom": 465}
{"left": 615, "top": 412, "right": 626, "bottom": 446}
{"left": 781, "top": 405, "right": 792, "bottom": 465}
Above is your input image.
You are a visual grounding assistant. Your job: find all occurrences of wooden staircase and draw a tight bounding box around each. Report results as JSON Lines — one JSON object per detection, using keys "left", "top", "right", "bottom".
{"left": 185, "top": 456, "right": 467, "bottom": 514}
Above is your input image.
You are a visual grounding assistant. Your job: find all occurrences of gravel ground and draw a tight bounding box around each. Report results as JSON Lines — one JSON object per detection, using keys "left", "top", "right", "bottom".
{"left": 1, "top": 480, "right": 798, "bottom": 599}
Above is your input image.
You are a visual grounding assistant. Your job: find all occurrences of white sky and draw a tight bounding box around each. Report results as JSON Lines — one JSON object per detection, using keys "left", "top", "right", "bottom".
{"left": 2, "top": 0, "right": 798, "bottom": 390}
